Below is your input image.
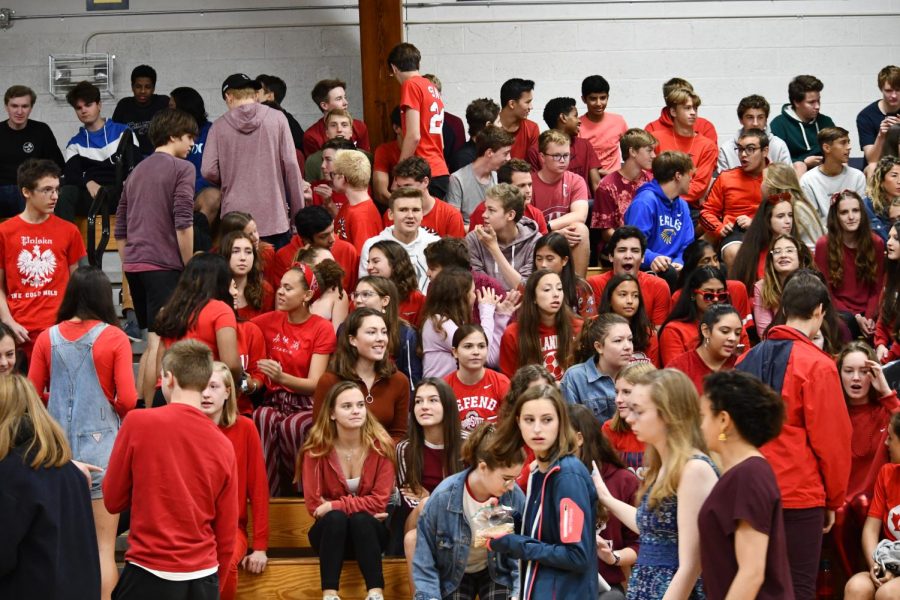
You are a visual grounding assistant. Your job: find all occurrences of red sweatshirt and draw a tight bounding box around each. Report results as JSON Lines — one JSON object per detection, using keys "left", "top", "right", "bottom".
{"left": 875, "top": 315, "right": 900, "bottom": 364}
{"left": 301, "top": 444, "right": 395, "bottom": 516}
{"left": 221, "top": 416, "right": 269, "bottom": 550}
{"left": 103, "top": 403, "right": 239, "bottom": 582}
{"left": 847, "top": 393, "right": 900, "bottom": 501}
{"left": 814, "top": 234, "right": 885, "bottom": 319}
{"left": 699, "top": 167, "right": 764, "bottom": 238}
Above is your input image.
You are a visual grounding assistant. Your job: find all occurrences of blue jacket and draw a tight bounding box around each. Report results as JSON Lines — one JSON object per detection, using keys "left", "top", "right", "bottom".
{"left": 489, "top": 455, "right": 598, "bottom": 600}
{"left": 560, "top": 357, "right": 617, "bottom": 426}
{"left": 413, "top": 469, "right": 525, "bottom": 600}
{"left": 864, "top": 195, "right": 891, "bottom": 243}
{"left": 624, "top": 180, "right": 694, "bottom": 268}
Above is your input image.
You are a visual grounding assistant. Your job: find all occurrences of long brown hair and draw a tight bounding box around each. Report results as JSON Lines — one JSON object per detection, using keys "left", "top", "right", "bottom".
{"left": 826, "top": 190, "right": 878, "bottom": 288}
{"left": 759, "top": 234, "right": 815, "bottom": 310}
{"left": 371, "top": 239, "right": 419, "bottom": 299}
{"left": 492, "top": 384, "right": 579, "bottom": 465}
{"left": 402, "top": 378, "right": 463, "bottom": 495}
{"left": 517, "top": 270, "right": 577, "bottom": 377}
{"left": 419, "top": 268, "right": 473, "bottom": 342}
{"left": 836, "top": 341, "right": 881, "bottom": 406}
{"left": 356, "top": 275, "right": 404, "bottom": 356}
{"left": 882, "top": 222, "right": 900, "bottom": 339}
{"left": 462, "top": 422, "right": 526, "bottom": 469}
{"left": 219, "top": 230, "right": 265, "bottom": 310}
{"left": 330, "top": 308, "right": 397, "bottom": 381}
{"left": 0, "top": 375, "right": 71, "bottom": 468}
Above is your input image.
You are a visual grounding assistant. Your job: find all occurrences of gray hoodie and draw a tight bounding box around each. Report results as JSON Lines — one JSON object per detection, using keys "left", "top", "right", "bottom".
{"left": 465, "top": 217, "right": 541, "bottom": 291}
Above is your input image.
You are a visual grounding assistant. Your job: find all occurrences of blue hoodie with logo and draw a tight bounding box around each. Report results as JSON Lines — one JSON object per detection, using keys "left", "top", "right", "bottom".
{"left": 624, "top": 179, "right": 694, "bottom": 268}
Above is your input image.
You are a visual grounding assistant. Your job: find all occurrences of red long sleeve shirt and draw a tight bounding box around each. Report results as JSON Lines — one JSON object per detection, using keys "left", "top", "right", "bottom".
{"left": 221, "top": 416, "right": 269, "bottom": 551}
{"left": 814, "top": 234, "right": 885, "bottom": 319}
{"left": 301, "top": 444, "right": 395, "bottom": 516}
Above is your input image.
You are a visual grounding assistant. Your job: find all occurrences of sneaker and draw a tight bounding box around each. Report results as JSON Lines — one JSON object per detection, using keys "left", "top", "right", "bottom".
{"left": 323, "top": 595, "right": 341, "bottom": 600}
{"left": 365, "top": 594, "right": 384, "bottom": 600}
{"left": 121, "top": 309, "right": 142, "bottom": 342}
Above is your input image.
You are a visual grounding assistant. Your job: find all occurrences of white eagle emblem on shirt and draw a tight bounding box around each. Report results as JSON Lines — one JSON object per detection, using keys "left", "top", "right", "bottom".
{"left": 18, "top": 245, "right": 56, "bottom": 287}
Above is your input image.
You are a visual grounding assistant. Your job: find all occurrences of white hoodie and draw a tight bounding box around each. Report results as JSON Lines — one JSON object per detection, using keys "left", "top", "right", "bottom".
{"left": 358, "top": 226, "right": 441, "bottom": 292}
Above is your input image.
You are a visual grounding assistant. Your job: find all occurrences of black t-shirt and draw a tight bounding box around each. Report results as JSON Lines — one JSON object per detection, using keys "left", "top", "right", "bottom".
{"left": 857, "top": 100, "right": 900, "bottom": 151}
{"left": 0, "top": 120, "right": 64, "bottom": 185}
{"left": 698, "top": 456, "right": 794, "bottom": 600}
{"left": 112, "top": 94, "right": 170, "bottom": 156}
{"left": 282, "top": 109, "right": 305, "bottom": 151}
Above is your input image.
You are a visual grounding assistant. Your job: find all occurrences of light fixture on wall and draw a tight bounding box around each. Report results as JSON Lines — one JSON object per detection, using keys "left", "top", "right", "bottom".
{"left": 48, "top": 53, "right": 115, "bottom": 99}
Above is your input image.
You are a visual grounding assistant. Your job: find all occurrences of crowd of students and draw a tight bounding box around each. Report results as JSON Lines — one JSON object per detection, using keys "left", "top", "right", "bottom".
{"left": 1, "top": 41, "right": 900, "bottom": 600}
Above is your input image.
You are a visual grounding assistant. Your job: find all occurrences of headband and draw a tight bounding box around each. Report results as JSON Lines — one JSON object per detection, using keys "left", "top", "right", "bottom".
{"left": 766, "top": 191, "right": 791, "bottom": 205}
{"left": 292, "top": 262, "right": 322, "bottom": 303}
{"left": 830, "top": 189, "right": 855, "bottom": 206}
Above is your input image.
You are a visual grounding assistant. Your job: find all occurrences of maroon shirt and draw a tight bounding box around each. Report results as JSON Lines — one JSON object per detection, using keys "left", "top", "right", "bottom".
{"left": 698, "top": 456, "right": 794, "bottom": 600}
{"left": 567, "top": 136, "right": 601, "bottom": 190}
{"left": 598, "top": 463, "right": 640, "bottom": 586}
{"left": 592, "top": 169, "right": 653, "bottom": 230}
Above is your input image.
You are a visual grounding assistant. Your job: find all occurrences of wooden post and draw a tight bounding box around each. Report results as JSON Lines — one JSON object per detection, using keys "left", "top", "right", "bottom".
{"left": 358, "top": 0, "right": 403, "bottom": 150}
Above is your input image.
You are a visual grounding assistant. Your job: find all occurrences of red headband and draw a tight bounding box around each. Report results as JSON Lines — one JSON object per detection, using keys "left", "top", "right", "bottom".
{"left": 292, "top": 262, "right": 322, "bottom": 303}
{"left": 830, "top": 189, "right": 856, "bottom": 206}
{"left": 766, "top": 191, "right": 791, "bottom": 205}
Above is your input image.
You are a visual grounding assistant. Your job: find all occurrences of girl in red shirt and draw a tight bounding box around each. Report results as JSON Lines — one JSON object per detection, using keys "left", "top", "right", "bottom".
{"left": 219, "top": 230, "right": 273, "bottom": 321}
{"left": 598, "top": 273, "right": 660, "bottom": 366}
{"left": 533, "top": 232, "right": 597, "bottom": 319}
{"left": 752, "top": 234, "right": 815, "bottom": 338}
{"left": 199, "top": 362, "right": 269, "bottom": 600}
{"left": 0, "top": 322, "right": 17, "bottom": 375}
{"left": 875, "top": 222, "right": 900, "bottom": 363}
{"left": 668, "top": 304, "right": 743, "bottom": 395}
{"left": 252, "top": 264, "right": 336, "bottom": 495}
{"left": 295, "top": 246, "right": 348, "bottom": 332}
{"left": 366, "top": 239, "right": 425, "bottom": 325}
{"left": 499, "top": 269, "right": 582, "bottom": 381}
{"left": 219, "top": 211, "right": 278, "bottom": 287}
{"left": 602, "top": 361, "right": 655, "bottom": 474}
{"left": 300, "top": 380, "right": 396, "bottom": 600}
{"left": 445, "top": 323, "right": 511, "bottom": 435}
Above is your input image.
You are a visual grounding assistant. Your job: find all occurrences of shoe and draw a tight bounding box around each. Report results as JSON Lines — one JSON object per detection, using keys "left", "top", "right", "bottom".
{"left": 365, "top": 594, "right": 384, "bottom": 600}
{"left": 323, "top": 595, "right": 341, "bottom": 600}
{"left": 121, "top": 309, "right": 142, "bottom": 342}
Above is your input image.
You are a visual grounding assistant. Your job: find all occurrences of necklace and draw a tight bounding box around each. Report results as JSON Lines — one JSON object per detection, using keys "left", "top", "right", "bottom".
{"left": 335, "top": 444, "right": 360, "bottom": 463}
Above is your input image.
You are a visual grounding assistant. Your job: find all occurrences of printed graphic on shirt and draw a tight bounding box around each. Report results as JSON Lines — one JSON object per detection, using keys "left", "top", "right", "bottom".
{"left": 457, "top": 392, "right": 500, "bottom": 437}
{"left": 889, "top": 505, "right": 900, "bottom": 540}
{"left": 23, "top": 142, "right": 34, "bottom": 154}
{"left": 18, "top": 242, "right": 57, "bottom": 287}
{"left": 542, "top": 334, "right": 563, "bottom": 379}
{"left": 335, "top": 215, "right": 347, "bottom": 241}
{"left": 658, "top": 213, "right": 684, "bottom": 245}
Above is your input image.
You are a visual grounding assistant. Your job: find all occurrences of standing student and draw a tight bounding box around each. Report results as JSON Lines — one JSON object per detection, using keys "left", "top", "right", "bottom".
{"left": 168, "top": 86, "right": 216, "bottom": 204}
{"left": 697, "top": 370, "right": 794, "bottom": 600}
{"left": 252, "top": 264, "right": 336, "bottom": 495}
{"left": 300, "top": 380, "right": 395, "bottom": 600}
{"left": 562, "top": 314, "right": 634, "bottom": 426}
{"left": 598, "top": 274, "right": 660, "bottom": 366}
{"left": 592, "top": 369, "right": 718, "bottom": 599}
{"left": 304, "top": 78, "right": 370, "bottom": 155}
{"left": 365, "top": 239, "right": 426, "bottom": 324}
{"left": 579, "top": 75, "right": 629, "bottom": 177}
{"left": 104, "top": 340, "right": 239, "bottom": 599}
{"left": 533, "top": 232, "right": 597, "bottom": 318}
{"left": 864, "top": 155, "right": 900, "bottom": 242}
{"left": 667, "top": 304, "right": 743, "bottom": 394}
{"left": 413, "top": 422, "right": 526, "bottom": 600}
{"left": 602, "top": 362, "right": 655, "bottom": 472}
{"left": 0, "top": 375, "right": 101, "bottom": 600}
{"left": 876, "top": 222, "right": 900, "bottom": 363}
{"left": 752, "top": 234, "right": 815, "bottom": 337}
{"left": 219, "top": 231, "right": 273, "bottom": 321}
{"left": 199, "top": 363, "right": 269, "bottom": 600}
{"left": 445, "top": 324, "right": 511, "bottom": 436}
{"left": 499, "top": 269, "right": 582, "bottom": 381}
{"left": 28, "top": 266, "right": 136, "bottom": 600}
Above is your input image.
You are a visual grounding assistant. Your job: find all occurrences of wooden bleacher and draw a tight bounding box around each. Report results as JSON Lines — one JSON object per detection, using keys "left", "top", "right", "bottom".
{"left": 237, "top": 498, "right": 409, "bottom": 599}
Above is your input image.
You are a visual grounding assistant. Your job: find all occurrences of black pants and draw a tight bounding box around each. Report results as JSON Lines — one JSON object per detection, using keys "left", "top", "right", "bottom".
{"left": 112, "top": 563, "right": 219, "bottom": 600}
{"left": 260, "top": 230, "right": 292, "bottom": 250}
{"left": 429, "top": 174, "right": 449, "bottom": 200}
{"left": 308, "top": 510, "right": 389, "bottom": 591}
{"left": 125, "top": 270, "right": 182, "bottom": 331}
{"left": 783, "top": 507, "right": 824, "bottom": 600}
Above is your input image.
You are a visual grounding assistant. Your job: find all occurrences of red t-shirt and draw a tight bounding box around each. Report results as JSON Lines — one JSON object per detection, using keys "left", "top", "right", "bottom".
{"left": 467, "top": 202, "right": 549, "bottom": 235}
{"left": 444, "top": 369, "right": 511, "bottom": 437}
{"left": 236, "top": 281, "right": 274, "bottom": 322}
{"left": 236, "top": 320, "right": 266, "bottom": 416}
{"left": 579, "top": 112, "right": 628, "bottom": 173}
{"left": 870, "top": 463, "right": 900, "bottom": 541}
{"left": 373, "top": 141, "right": 402, "bottom": 178}
{"left": 383, "top": 198, "right": 466, "bottom": 238}
{"left": 251, "top": 311, "right": 336, "bottom": 393}
{"left": 163, "top": 300, "right": 237, "bottom": 359}
{"left": 399, "top": 289, "right": 426, "bottom": 326}
{"left": 666, "top": 349, "right": 737, "bottom": 395}
{"left": 587, "top": 270, "right": 672, "bottom": 327}
{"left": 400, "top": 76, "right": 448, "bottom": 177}
{"left": 568, "top": 136, "right": 602, "bottom": 189}
{"left": 601, "top": 420, "right": 645, "bottom": 472}
{"left": 592, "top": 169, "right": 654, "bottom": 230}
{"left": 499, "top": 320, "right": 583, "bottom": 381}
{"left": 309, "top": 180, "right": 348, "bottom": 214}
{"left": 530, "top": 170, "right": 590, "bottom": 222}
{"left": 0, "top": 215, "right": 86, "bottom": 333}
{"left": 335, "top": 199, "right": 383, "bottom": 253}
{"left": 509, "top": 119, "right": 540, "bottom": 161}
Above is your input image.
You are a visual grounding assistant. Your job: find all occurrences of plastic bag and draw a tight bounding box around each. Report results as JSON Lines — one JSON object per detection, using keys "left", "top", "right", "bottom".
{"left": 471, "top": 503, "right": 515, "bottom": 548}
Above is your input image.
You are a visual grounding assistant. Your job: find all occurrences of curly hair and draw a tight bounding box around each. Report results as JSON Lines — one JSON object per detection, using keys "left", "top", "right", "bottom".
{"left": 370, "top": 239, "right": 418, "bottom": 300}
{"left": 868, "top": 156, "right": 900, "bottom": 217}
{"left": 825, "top": 191, "right": 878, "bottom": 288}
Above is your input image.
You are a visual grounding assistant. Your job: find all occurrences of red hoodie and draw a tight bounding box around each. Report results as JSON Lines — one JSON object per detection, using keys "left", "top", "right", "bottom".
{"left": 301, "top": 444, "right": 395, "bottom": 516}
{"left": 645, "top": 106, "right": 718, "bottom": 146}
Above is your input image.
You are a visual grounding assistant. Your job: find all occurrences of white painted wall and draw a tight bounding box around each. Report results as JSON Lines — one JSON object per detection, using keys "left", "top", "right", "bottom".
{"left": 1, "top": 0, "right": 897, "bottom": 157}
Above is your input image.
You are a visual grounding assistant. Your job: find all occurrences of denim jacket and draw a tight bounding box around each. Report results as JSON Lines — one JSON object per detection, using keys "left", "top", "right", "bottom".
{"left": 413, "top": 469, "right": 525, "bottom": 600}
{"left": 560, "top": 357, "right": 617, "bottom": 425}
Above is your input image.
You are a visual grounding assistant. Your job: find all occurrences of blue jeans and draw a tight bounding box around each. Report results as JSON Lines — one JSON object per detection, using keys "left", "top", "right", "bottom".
{"left": 0, "top": 184, "right": 24, "bottom": 217}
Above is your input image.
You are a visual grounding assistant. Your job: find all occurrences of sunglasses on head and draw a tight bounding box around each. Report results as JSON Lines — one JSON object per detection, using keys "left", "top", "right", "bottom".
{"left": 694, "top": 289, "right": 730, "bottom": 303}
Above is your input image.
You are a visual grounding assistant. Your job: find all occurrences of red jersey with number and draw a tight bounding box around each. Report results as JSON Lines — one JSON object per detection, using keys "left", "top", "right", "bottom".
{"left": 400, "top": 76, "right": 448, "bottom": 177}
{"left": 870, "top": 463, "right": 900, "bottom": 541}
{"left": 444, "top": 369, "right": 511, "bottom": 437}
{"left": 335, "top": 199, "right": 383, "bottom": 253}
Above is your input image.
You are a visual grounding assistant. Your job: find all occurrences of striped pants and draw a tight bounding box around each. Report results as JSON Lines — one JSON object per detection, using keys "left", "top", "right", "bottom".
{"left": 253, "top": 391, "right": 314, "bottom": 496}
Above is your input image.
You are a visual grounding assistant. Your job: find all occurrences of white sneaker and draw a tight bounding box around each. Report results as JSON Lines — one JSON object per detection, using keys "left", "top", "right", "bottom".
{"left": 365, "top": 594, "right": 384, "bottom": 600}
{"left": 323, "top": 595, "right": 341, "bottom": 600}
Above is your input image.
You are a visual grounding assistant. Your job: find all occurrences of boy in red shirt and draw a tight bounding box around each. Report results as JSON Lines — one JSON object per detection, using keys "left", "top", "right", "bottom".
{"left": 373, "top": 106, "right": 403, "bottom": 206}
{"left": 499, "top": 78, "right": 540, "bottom": 168}
{"left": 302, "top": 77, "right": 370, "bottom": 156}
{"left": 309, "top": 137, "right": 355, "bottom": 216}
{"left": 384, "top": 156, "right": 465, "bottom": 238}
{"left": 592, "top": 128, "right": 657, "bottom": 242}
{"left": 388, "top": 43, "right": 449, "bottom": 198}
{"left": 104, "top": 339, "right": 239, "bottom": 598}
{"left": 645, "top": 77, "right": 718, "bottom": 146}
{"left": 331, "top": 149, "right": 382, "bottom": 253}
{"left": 0, "top": 159, "right": 85, "bottom": 359}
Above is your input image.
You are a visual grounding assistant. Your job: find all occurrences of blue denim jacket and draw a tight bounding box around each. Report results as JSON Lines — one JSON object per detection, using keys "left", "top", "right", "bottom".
{"left": 864, "top": 195, "right": 891, "bottom": 243}
{"left": 560, "top": 357, "right": 617, "bottom": 425}
{"left": 413, "top": 469, "right": 525, "bottom": 600}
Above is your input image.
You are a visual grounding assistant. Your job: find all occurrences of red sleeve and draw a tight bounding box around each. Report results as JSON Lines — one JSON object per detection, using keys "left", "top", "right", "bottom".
{"left": 468, "top": 202, "right": 486, "bottom": 232}
{"left": 67, "top": 222, "right": 87, "bottom": 264}
{"left": 802, "top": 362, "right": 852, "bottom": 510}
{"left": 869, "top": 464, "right": 890, "bottom": 520}
{"left": 213, "top": 455, "right": 239, "bottom": 587}
{"left": 331, "top": 451, "right": 396, "bottom": 515}
{"left": 570, "top": 171, "right": 590, "bottom": 202}
{"left": 373, "top": 143, "right": 393, "bottom": 173}
{"left": 876, "top": 315, "right": 895, "bottom": 353}
{"left": 244, "top": 421, "right": 270, "bottom": 550}
{"left": 102, "top": 415, "right": 136, "bottom": 514}
{"left": 302, "top": 122, "right": 324, "bottom": 157}
{"left": 699, "top": 176, "right": 726, "bottom": 236}
{"left": 647, "top": 278, "right": 672, "bottom": 327}
{"left": 399, "top": 79, "right": 422, "bottom": 112}
{"left": 445, "top": 206, "right": 466, "bottom": 238}
{"left": 207, "top": 300, "right": 238, "bottom": 332}
{"left": 646, "top": 329, "right": 661, "bottom": 367}
{"left": 660, "top": 323, "right": 690, "bottom": 366}
{"left": 301, "top": 453, "right": 324, "bottom": 514}
{"left": 687, "top": 142, "right": 717, "bottom": 204}
{"left": 354, "top": 120, "right": 371, "bottom": 152}
{"left": 311, "top": 319, "right": 337, "bottom": 354}
{"left": 105, "top": 327, "right": 138, "bottom": 417}
{"left": 499, "top": 325, "right": 518, "bottom": 377}
{"left": 26, "top": 329, "right": 52, "bottom": 401}
{"left": 244, "top": 322, "right": 267, "bottom": 384}
{"left": 814, "top": 237, "right": 829, "bottom": 282}
{"left": 348, "top": 206, "right": 384, "bottom": 253}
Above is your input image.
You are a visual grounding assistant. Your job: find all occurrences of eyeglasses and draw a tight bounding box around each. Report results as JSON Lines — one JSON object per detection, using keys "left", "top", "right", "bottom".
{"left": 542, "top": 153, "right": 571, "bottom": 162}
{"left": 35, "top": 187, "right": 59, "bottom": 196}
{"left": 694, "top": 290, "right": 730, "bottom": 303}
{"left": 351, "top": 290, "right": 379, "bottom": 301}
{"left": 771, "top": 247, "right": 798, "bottom": 256}
{"left": 734, "top": 145, "right": 761, "bottom": 155}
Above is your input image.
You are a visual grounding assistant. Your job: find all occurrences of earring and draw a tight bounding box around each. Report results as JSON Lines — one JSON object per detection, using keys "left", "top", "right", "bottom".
{"left": 718, "top": 431, "right": 727, "bottom": 442}
{"left": 704, "top": 337, "right": 710, "bottom": 347}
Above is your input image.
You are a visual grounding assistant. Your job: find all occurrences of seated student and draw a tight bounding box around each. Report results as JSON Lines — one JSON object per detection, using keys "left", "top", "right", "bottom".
{"left": 800, "top": 127, "right": 867, "bottom": 222}
{"left": 0, "top": 85, "right": 64, "bottom": 217}
{"left": 373, "top": 106, "right": 403, "bottom": 205}
{"left": 313, "top": 308, "right": 410, "bottom": 442}
{"left": 384, "top": 156, "right": 466, "bottom": 237}
{"left": 0, "top": 323, "right": 18, "bottom": 375}
{"left": 309, "top": 138, "right": 356, "bottom": 215}
{"left": 700, "top": 128, "right": 768, "bottom": 268}
{"left": 542, "top": 96, "right": 601, "bottom": 190}
{"left": 303, "top": 78, "right": 370, "bottom": 155}
{"left": 60, "top": 81, "right": 139, "bottom": 222}
{"left": 602, "top": 361, "right": 655, "bottom": 472}
{"left": 597, "top": 273, "right": 661, "bottom": 366}
{"left": 446, "top": 126, "right": 513, "bottom": 225}
{"left": 112, "top": 64, "right": 170, "bottom": 157}
{"left": 592, "top": 128, "right": 656, "bottom": 241}
{"left": 857, "top": 65, "right": 900, "bottom": 169}
{"left": 623, "top": 151, "right": 695, "bottom": 291}
{"left": 531, "top": 129, "right": 592, "bottom": 277}
{"left": 413, "top": 422, "right": 525, "bottom": 600}
{"left": 0, "top": 374, "right": 103, "bottom": 600}
{"left": 218, "top": 210, "right": 278, "bottom": 287}
{"left": 651, "top": 87, "right": 718, "bottom": 207}
{"left": 466, "top": 183, "right": 540, "bottom": 291}
{"left": 423, "top": 73, "right": 466, "bottom": 164}
{"left": 770, "top": 74, "right": 837, "bottom": 176}
{"left": 104, "top": 340, "right": 239, "bottom": 599}
{"left": 294, "top": 247, "right": 348, "bottom": 332}
{"left": 467, "top": 158, "right": 549, "bottom": 234}
{"left": 815, "top": 189, "right": 885, "bottom": 340}
{"left": 305, "top": 108, "right": 374, "bottom": 182}
{"left": 579, "top": 74, "right": 629, "bottom": 178}
{"left": 534, "top": 232, "right": 597, "bottom": 318}
{"left": 876, "top": 222, "right": 900, "bottom": 363}
{"left": 360, "top": 187, "right": 440, "bottom": 292}
{"left": 645, "top": 77, "right": 718, "bottom": 145}
{"left": 562, "top": 313, "right": 633, "bottom": 426}
{"left": 300, "top": 380, "right": 394, "bottom": 600}
{"left": 219, "top": 231, "right": 273, "bottom": 321}
{"left": 0, "top": 159, "right": 86, "bottom": 359}
{"left": 498, "top": 78, "right": 539, "bottom": 166}
{"left": 256, "top": 73, "right": 304, "bottom": 150}
{"left": 672, "top": 239, "right": 753, "bottom": 328}
{"left": 865, "top": 156, "right": 900, "bottom": 242}
{"left": 445, "top": 324, "right": 511, "bottom": 436}
{"left": 273, "top": 207, "right": 359, "bottom": 293}
{"left": 667, "top": 304, "right": 743, "bottom": 394}
{"left": 753, "top": 234, "right": 816, "bottom": 338}
{"left": 423, "top": 237, "right": 507, "bottom": 312}
{"left": 449, "top": 97, "right": 501, "bottom": 173}
{"left": 365, "top": 239, "right": 426, "bottom": 325}
{"left": 587, "top": 226, "right": 672, "bottom": 328}
{"left": 332, "top": 149, "right": 383, "bottom": 253}
{"left": 717, "top": 94, "right": 792, "bottom": 171}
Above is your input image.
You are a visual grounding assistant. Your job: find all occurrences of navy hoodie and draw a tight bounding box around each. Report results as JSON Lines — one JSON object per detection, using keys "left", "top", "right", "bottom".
{"left": 624, "top": 179, "right": 694, "bottom": 268}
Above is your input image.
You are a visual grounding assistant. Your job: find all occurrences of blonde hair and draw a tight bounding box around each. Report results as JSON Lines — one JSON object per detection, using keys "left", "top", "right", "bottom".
{"left": 226, "top": 87, "right": 258, "bottom": 101}
{"left": 333, "top": 149, "right": 371, "bottom": 189}
{"left": 538, "top": 129, "right": 571, "bottom": 154}
{"left": 665, "top": 87, "right": 701, "bottom": 109}
{"left": 633, "top": 369, "right": 707, "bottom": 509}
{"left": 211, "top": 361, "right": 238, "bottom": 428}
{"left": 0, "top": 375, "right": 71, "bottom": 468}
{"left": 763, "top": 163, "right": 825, "bottom": 242}
{"left": 324, "top": 107, "right": 353, "bottom": 125}
{"left": 609, "top": 361, "right": 656, "bottom": 433}
{"left": 869, "top": 157, "right": 900, "bottom": 216}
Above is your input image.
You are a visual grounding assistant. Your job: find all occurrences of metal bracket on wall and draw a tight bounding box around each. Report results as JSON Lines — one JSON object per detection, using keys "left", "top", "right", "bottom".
{"left": 0, "top": 8, "right": 13, "bottom": 30}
